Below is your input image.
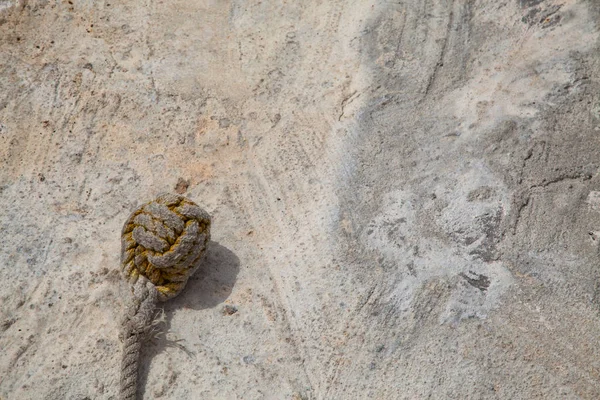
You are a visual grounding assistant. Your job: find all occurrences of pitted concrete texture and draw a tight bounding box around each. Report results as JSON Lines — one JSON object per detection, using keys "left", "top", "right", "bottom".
{"left": 1, "top": 0, "right": 600, "bottom": 399}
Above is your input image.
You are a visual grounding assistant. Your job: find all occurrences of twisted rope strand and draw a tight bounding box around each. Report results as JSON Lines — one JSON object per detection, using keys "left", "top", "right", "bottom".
{"left": 118, "top": 193, "right": 211, "bottom": 400}
{"left": 119, "top": 277, "right": 158, "bottom": 400}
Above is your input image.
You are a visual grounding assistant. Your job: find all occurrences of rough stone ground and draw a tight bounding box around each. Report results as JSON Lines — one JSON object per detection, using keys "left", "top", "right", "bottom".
{"left": 1, "top": 0, "right": 600, "bottom": 399}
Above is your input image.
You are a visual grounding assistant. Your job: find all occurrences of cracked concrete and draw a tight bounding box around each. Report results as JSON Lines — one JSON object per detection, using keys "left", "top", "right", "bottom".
{"left": 1, "top": 0, "right": 600, "bottom": 399}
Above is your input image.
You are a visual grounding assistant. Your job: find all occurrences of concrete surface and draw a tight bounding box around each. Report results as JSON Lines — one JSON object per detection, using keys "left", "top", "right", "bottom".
{"left": 1, "top": 0, "right": 600, "bottom": 398}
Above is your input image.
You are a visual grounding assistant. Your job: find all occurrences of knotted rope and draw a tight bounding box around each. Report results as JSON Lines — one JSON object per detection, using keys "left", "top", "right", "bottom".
{"left": 119, "top": 193, "right": 211, "bottom": 400}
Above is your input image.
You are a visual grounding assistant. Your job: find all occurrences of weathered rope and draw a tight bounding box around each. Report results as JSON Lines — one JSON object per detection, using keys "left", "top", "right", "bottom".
{"left": 119, "top": 277, "right": 158, "bottom": 400}
{"left": 118, "top": 193, "right": 211, "bottom": 400}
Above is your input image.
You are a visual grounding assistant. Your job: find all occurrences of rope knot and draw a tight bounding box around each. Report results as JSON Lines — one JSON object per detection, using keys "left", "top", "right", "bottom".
{"left": 121, "top": 193, "right": 211, "bottom": 301}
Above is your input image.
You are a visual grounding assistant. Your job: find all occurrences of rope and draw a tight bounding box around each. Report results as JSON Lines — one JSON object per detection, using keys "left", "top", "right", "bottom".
{"left": 119, "top": 277, "right": 158, "bottom": 400}
{"left": 118, "top": 193, "right": 211, "bottom": 400}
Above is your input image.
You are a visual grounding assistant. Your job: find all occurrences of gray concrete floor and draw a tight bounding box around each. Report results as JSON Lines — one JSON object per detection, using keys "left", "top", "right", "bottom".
{"left": 1, "top": 0, "right": 600, "bottom": 398}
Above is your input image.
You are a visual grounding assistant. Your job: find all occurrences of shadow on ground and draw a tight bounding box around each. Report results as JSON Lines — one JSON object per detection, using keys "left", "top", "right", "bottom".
{"left": 166, "top": 241, "right": 240, "bottom": 311}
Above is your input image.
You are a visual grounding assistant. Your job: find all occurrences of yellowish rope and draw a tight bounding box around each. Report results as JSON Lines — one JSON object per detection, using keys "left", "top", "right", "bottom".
{"left": 119, "top": 193, "right": 211, "bottom": 399}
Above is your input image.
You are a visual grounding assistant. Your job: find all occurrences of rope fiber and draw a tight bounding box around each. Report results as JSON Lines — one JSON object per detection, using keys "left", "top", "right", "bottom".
{"left": 118, "top": 193, "right": 211, "bottom": 400}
